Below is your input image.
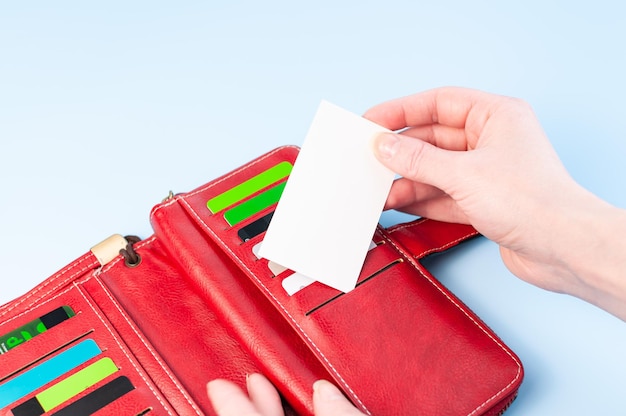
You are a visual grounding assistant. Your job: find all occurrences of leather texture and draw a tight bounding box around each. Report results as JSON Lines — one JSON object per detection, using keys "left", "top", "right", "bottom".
{"left": 0, "top": 146, "right": 522, "bottom": 415}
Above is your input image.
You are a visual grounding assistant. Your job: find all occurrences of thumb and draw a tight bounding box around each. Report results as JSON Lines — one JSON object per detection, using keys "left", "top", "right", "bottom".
{"left": 373, "top": 132, "right": 459, "bottom": 191}
{"left": 312, "top": 380, "right": 365, "bottom": 416}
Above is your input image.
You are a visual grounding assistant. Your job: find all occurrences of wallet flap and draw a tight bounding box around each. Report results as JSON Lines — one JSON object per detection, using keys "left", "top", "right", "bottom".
{"left": 387, "top": 218, "right": 480, "bottom": 260}
{"left": 95, "top": 236, "right": 264, "bottom": 415}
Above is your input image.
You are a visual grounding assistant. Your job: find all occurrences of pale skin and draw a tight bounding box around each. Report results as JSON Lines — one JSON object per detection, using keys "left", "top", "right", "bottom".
{"left": 207, "top": 87, "right": 626, "bottom": 415}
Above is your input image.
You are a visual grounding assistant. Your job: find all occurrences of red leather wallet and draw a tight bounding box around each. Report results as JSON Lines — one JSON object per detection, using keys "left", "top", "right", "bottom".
{"left": 0, "top": 146, "right": 522, "bottom": 415}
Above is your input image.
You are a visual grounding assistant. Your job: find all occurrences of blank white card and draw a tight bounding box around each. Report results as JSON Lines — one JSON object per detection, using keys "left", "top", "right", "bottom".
{"left": 259, "top": 101, "right": 394, "bottom": 293}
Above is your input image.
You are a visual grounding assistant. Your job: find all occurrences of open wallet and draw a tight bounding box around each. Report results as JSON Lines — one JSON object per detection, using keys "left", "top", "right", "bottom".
{"left": 0, "top": 146, "right": 523, "bottom": 416}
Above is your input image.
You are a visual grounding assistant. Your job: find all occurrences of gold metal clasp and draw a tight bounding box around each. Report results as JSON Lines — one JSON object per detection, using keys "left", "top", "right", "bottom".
{"left": 162, "top": 190, "right": 175, "bottom": 202}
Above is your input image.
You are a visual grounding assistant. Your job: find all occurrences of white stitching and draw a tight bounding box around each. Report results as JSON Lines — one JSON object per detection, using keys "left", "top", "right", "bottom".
{"left": 386, "top": 217, "right": 428, "bottom": 234}
{"left": 384, "top": 218, "right": 480, "bottom": 259}
{"left": 0, "top": 281, "right": 85, "bottom": 329}
{"left": 151, "top": 146, "right": 298, "bottom": 218}
{"left": 381, "top": 233, "right": 522, "bottom": 416}
{"left": 413, "top": 231, "right": 480, "bottom": 259}
{"left": 177, "top": 197, "right": 372, "bottom": 415}
{"left": 74, "top": 278, "right": 175, "bottom": 416}
{"left": 0, "top": 255, "right": 99, "bottom": 318}
{"left": 93, "top": 238, "right": 203, "bottom": 415}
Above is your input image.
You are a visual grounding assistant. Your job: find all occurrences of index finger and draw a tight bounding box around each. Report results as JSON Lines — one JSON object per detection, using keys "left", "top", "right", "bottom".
{"left": 363, "top": 87, "right": 497, "bottom": 131}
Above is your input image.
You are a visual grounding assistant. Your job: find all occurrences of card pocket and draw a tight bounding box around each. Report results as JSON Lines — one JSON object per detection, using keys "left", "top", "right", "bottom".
{"left": 221, "top": 181, "right": 286, "bottom": 228}
{"left": 0, "top": 281, "right": 179, "bottom": 415}
{"left": 256, "top": 237, "right": 405, "bottom": 315}
{"left": 287, "top": 240, "right": 523, "bottom": 416}
{"left": 206, "top": 160, "right": 293, "bottom": 215}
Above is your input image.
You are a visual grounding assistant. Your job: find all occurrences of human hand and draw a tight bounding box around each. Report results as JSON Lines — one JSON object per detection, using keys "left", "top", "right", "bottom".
{"left": 207, "top": 374, "right": 364, "bottom": 416}
{"left": 365, "top": 87, "right": 626, "bottom": 317}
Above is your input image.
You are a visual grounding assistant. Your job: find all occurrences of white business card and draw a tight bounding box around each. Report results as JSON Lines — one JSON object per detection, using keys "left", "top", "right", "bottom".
{"left": 258, "top": 101, "right": 394, "bottom": 293}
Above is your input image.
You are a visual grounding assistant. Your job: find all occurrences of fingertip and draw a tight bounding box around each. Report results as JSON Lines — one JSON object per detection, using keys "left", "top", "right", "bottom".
{"left": 362, "top": 105, "right": 385, "bottom": 125}
{"left": 362, "top": 100, "right": 407, "bottom": 130}
{"left": 372, "top": 132, "right": 400, "bottom": 160}
{"left": 246, "top": 373, "right": 283, "bottom": 416}
{"left": 207, "top": 378, "right": 240, "bottom": 401}
{"left": 206, "top": 379, "right": 230, "bottom": 407}
{"left": 312, "top": 380, "right": 343, "bottom": 400}
{"left": 313, "top": 380, "right": 364, "bottom": 415}
{"left": 207, "top": 378, "right": 263, "bottom": 416}
{"left": 206, "top": 378, "right": 226, "bottom": 395}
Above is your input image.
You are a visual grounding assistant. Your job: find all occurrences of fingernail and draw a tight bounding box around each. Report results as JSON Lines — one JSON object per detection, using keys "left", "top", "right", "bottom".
{"left": 374, "top": 133, "right": 399, "bottom": 159}
{"left": 313, "top": 380, "right": 343, "bottom": 401}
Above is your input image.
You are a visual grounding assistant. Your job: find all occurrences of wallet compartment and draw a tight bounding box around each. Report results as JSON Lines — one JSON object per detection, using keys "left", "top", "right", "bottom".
{"left": 151, "top": 145, "right": 523, "bottom": 415}
{"left": 0, "top": 274, "right": 179, "bottom": 416}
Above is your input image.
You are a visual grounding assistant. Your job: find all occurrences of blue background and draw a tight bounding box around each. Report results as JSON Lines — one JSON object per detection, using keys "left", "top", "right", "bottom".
{"left": 1, "top": 2, "right": 625, "bottom": 414}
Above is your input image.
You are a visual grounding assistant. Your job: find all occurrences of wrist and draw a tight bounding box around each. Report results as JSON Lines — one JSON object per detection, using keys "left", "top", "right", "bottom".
{"left": 555, "top": 189, "right": 626, "bottom": 320}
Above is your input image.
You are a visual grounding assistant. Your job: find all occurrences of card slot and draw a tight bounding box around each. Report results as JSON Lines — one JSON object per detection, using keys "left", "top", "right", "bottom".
{"left": 252, "top": 240, "right": 388, "bottom": 295}
{"left": 1, "top": 283, "right": 180, "bottom": 415}
{"left": 223, "top": 180, "right": 286, "bottom": 227}
{"left": 237, "top": 211, "right": 274, "bottom": 243}
{"left": 9, "top": 353, "right": 171, "bottom": 416}
{"left": 0, "top": 306, "right": 76, "bottom": 358}
{"left": 48, "top": 381, "right": 164, "bottom": 416}
{"left": 47, "top": 375, "right": 135, "bottom": 416}
{"left": 214, "top": 197, "right": 278, "bottom": 234}
{"left": 224, "top": 236, "right": 399, "bottom": 311}
{"left": 232, "top": 206, "right": 276, "bottom": 241}
{"left": 218, "top": 205, "right": 278, "bottom": 264}
{"left": 0, "top": 327, "right": 94, "bottom": 384}
{"left": 267, "top": 238, "right": 399, "bottom": 306}
{"left": 249, "top": 240, "right": 288, "bottom": 280}
{"left": 305, "top": 259, "right": 403, "bottom": 316}
{"left": 9, "top": 354, "right": 120, "bottom": 416}
{"left": 206, "top": 160, "right": 293, "bottom": 214}
{"left": 0, "top": 338, "right": 103, "bottom": 410}
{"left": 0, "top": 308, "right": 95, "bottom": 384}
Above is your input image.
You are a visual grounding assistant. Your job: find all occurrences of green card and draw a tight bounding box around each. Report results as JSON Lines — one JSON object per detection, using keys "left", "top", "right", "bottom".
{"left": 224, "top": 182, "right": 286, "bottom": 226}
{"left": 207, "top": 161, "right": 292, "bottom": 213}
